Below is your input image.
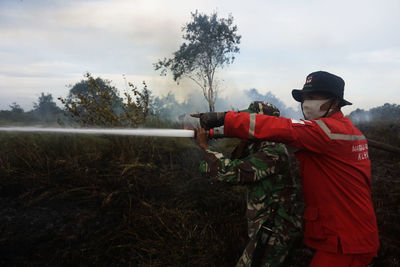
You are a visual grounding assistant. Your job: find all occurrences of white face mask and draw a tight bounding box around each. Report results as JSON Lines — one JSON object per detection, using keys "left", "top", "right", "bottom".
{"left": 302, "top": 99, "right": 332, "bottom": 120}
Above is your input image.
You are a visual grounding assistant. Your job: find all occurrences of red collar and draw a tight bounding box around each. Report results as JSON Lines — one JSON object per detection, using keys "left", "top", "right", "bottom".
{"left": 327, "top": 110, "right": 344, "bottom": 119}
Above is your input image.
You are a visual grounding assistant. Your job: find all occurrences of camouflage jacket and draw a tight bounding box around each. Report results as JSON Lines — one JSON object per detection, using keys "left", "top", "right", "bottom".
{"left": 200, "top": 140, "right": 301, "bottom": 239}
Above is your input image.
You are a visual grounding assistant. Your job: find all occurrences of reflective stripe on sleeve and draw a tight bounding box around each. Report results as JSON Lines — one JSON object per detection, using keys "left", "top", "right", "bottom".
{"left": 315, "top": 119, "right": 366, "bottom": 141}
{"left": 249, "top": 113, "right": 256, "bottom": 139}
{"left": 291, "top": 119, "right": 305, "bottom": 124}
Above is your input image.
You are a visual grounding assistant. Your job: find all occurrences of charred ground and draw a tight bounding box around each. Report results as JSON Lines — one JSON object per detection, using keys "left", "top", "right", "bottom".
{"left": 0, "top": 126, "right": 399, "bottom": 266}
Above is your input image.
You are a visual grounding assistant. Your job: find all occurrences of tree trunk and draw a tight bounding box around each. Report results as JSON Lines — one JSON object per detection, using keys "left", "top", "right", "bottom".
{"left": 208, "top": 101, "right": 214, "bottom": 112}
{"left": 368, "top": 138, "right": 400, "bottom": 154}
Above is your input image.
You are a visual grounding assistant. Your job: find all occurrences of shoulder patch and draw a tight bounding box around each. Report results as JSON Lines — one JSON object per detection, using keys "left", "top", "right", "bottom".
{"left": 290, "top": 119, "right": 304, "bottom": 124}
{"left": 291, "top": 119, "right": 313, "bottom": 125}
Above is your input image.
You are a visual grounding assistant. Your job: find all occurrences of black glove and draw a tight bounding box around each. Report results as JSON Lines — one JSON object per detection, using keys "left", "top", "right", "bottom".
{"left": 191, "top": 112, "right": 226, "bottom": 130}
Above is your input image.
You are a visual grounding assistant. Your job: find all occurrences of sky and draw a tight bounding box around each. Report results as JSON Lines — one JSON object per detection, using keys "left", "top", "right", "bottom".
{"left": 1, "top": 0, "right": 399, "bottom": 115}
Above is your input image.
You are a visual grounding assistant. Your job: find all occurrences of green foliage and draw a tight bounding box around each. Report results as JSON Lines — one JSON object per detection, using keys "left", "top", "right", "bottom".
{"left": 65, "top": 74, "right": 123, "bottom": 109}
{"left": 370, "top": 103, "right": 400, "bottom": 121}
{"left": 349, "top": 103, "right": 400, "bottom": 124}
{"left": 59, "top": 73, "right": 149, "bottom": 127}
{"left": 155, "top": 11, "right": 241, "bottom": 112}
{"left": 0, "top": 103, "right": 33, "bottom": 125}
{"left": 32, "top": 93, "right": 62, "bottom": 122}
{"left": 0, "top": 95, "right": 63, "bottom": 125}
{"left": 9, "top": 102, "right": 24, "bottom": 113}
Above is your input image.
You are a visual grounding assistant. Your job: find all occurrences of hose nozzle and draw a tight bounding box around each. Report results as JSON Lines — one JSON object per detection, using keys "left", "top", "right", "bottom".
{"left": 208, "top": 127, "right": 224, "bottom": 139}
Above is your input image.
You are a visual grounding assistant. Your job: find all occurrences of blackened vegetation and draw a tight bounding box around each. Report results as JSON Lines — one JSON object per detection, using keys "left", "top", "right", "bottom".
{"left": 353, "top": 117, "right": 400, "bottom": 266}
{"left": 0, "top": 134, "right": 248, "bottom": 266}
{"left": 0, "top": 123, "right": 398, "bottom": 266}
{"left": 370, "top": 151, "right": 400, "bottom": 267}
{"left": 1, "top": 133, "right": 397, "bottom": 266}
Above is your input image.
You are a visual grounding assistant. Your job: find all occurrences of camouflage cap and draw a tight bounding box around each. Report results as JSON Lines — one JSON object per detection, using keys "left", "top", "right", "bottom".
{"left": 242, "top": 101, "right": 280, "bottom": 117}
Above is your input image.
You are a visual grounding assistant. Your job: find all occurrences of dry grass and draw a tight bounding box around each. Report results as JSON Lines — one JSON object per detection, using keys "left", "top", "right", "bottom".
{"left": 0, "top": 131, "right": 398, "bottom": 266}
{"left": 0, "top": 133, "right": 247, "bottom": 266}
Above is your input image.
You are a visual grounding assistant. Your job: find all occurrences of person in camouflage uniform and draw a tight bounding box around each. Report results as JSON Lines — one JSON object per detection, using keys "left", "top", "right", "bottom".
{"left": 195, "top": 102, "right": 302, "bottom": 267}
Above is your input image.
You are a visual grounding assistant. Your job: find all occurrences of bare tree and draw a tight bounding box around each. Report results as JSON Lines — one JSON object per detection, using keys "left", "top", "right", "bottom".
{"left": 154, "top": 11, "right": 241, "bottom": 112}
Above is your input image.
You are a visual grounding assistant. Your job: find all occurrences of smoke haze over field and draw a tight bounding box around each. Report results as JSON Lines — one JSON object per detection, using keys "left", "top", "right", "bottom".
{"left": 151, "top": 88, "right": 302, "bottom": 121}
{"left": 1, "top": 0, "right": 399, "bottom": 114}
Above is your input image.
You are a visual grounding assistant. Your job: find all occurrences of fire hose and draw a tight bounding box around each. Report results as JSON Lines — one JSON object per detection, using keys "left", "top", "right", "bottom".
{"left": 0, "top": 126, "right": 398, "bottom": 154}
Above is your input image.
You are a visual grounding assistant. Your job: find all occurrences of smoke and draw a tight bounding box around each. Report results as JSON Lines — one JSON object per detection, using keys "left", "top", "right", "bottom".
{"left": 348, "top": 109, "right": 372, "bottom": 124}
{"left": 348, "top": 103, "right": 400, "bottom": 124}
{"left": 0, "top": 85, "right": 304, "bottom": 127}
{"left": 152, "top": 87, "right": 303, "bottom": 120}
{"left": 243, "top": 89, "right": 302, "bottom": 119}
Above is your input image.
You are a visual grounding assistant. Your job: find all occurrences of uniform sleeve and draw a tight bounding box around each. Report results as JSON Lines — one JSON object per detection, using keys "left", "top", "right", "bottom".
{"left": 199, "top": 147, "right": 242, "bottom": 183}
{"left": 223, "top": 111, "right": 331, "bottom": 154}
{"left": 200, "top": 144, "right": 284, "bottom": 184}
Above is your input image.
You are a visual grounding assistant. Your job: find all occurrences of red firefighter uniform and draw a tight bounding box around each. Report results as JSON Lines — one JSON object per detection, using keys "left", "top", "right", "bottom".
{"left": 223, "top": 110, "right": 379, "bottom": 255}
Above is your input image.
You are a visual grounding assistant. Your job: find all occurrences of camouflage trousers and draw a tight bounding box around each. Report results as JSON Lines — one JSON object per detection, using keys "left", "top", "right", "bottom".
{"left": 236, "top": 228, "right": 298, "bottom": 267}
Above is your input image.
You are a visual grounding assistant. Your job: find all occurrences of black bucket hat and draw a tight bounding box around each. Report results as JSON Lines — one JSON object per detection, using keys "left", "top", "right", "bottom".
{"left": 292, "top": 71, "right": 352, "bottom": 106}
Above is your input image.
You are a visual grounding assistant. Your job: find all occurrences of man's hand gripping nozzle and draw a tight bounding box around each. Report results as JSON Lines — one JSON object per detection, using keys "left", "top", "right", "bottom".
{"left": 190, "top": 112, "right": 226, "bottom": 130}
{"left": 190, "top": 112, "right": 226, "bottom": 139}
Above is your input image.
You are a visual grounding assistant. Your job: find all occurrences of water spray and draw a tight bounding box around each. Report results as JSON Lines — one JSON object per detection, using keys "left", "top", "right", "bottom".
{"left": 1, "top": 126, "right": 397, "bottom": 153}
{"left": 0, "top": 127, "right": 225, "bottom": 139}
{"left": 0, "top": 127, "right": 196, "bottom": 138}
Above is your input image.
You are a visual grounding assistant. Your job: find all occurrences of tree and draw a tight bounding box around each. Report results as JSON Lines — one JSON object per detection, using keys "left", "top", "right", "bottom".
{"left": 32, "top": 93, "right": 62, "bottom": 121}
{"left": 32, "top": 93, "right": 61, "bottom": 116}
{"left": 9, "top": 102, "right": 24, "bottom": 113}
{"left": 349, "top": 103, "right": 400, "bottom": 124}
{"left": 154, "top": 11, "right": 241, "bottom": 111}
{"left": 0, "top": 102, "right": 29, "bottom": 124}
{"left": 348, "top": 103, "right": 400, "bottom": 146}
{"left": 64, "top": 74, "right": 123, "bottom": 113}
{"left": 59, "top": 73, "right": 149, "bottom": 127}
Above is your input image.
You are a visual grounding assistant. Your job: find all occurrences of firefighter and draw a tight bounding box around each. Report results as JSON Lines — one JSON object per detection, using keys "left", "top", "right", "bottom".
{"left": 192, "top": 71, "right": 379, "bottom": 266}
{"left": 195, "top": 102, "right": 302, "bottom": 267}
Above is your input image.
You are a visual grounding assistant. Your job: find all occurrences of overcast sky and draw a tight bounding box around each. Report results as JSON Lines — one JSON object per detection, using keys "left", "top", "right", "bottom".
{"left": 1, "top": 0, "right": 399, "bottom": 114}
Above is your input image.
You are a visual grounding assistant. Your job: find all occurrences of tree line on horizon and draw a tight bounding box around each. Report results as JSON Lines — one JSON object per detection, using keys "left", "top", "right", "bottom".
{"left": 1, "top": 73, "right": 398, "bottom": 128}
{"left": 0, "top": 73, "right": 304, "bottom": 126}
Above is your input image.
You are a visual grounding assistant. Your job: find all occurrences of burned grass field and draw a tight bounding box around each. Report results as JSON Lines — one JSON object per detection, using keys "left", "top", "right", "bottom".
{"left": 0, "top": 131, "right": 399, "bottom": 266}
{"left": 0, "top": 134, "right": 248, "bottom": 266}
